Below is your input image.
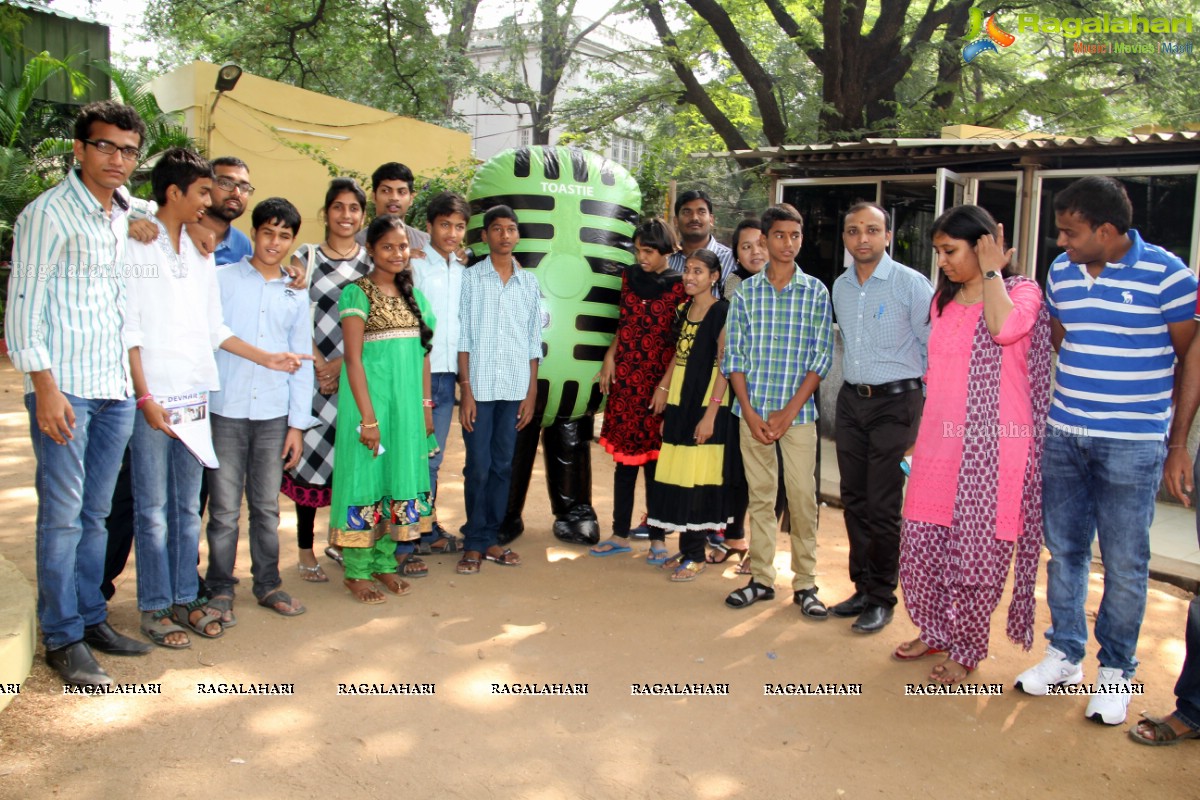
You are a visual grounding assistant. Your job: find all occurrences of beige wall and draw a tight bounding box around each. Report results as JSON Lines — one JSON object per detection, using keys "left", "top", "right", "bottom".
{"left": 148, "top": 62, "right": 472, "bottom": 242}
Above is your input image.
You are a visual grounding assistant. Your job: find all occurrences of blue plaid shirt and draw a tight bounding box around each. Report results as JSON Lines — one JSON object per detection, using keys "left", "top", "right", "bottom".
{"left": 458, "top": 257, "right": 543, "bottom": 402}
{"left": 722, "top": 268, "right": 833, "bottom": 424}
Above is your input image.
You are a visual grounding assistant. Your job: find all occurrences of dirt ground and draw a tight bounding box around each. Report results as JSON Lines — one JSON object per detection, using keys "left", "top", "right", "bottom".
{"left": 0, "top": 358, "right": 1197, "bottom": 800}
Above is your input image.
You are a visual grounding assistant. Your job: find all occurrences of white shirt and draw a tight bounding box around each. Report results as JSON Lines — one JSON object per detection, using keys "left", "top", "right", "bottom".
{"left": 412, "top": 247, "right": 464, "bottom": 374}
{"left": 123, "top": 219, "right": 234, "bottom": 396}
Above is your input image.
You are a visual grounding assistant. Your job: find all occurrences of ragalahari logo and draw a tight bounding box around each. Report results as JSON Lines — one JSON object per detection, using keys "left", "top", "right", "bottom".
{"left": 963, "top": 8, "right": 1017, "bottom": 62}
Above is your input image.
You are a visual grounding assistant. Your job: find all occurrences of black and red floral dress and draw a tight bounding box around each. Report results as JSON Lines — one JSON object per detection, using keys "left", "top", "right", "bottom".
{"left": 598, "top": 267, "right": 686, "bottom": 465}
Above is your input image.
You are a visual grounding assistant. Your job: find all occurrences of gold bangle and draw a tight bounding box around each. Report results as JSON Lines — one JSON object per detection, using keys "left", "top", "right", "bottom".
{"left": 655, "top": 386, "right": 668, "bottom": 393}
{"left": 360, "top": 420, "right": 379, "bottom": 429}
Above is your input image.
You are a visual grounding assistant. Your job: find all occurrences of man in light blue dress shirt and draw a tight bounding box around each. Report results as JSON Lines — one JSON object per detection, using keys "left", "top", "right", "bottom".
{"left": 829, "top": 202, "right": 932, "bottom": 634}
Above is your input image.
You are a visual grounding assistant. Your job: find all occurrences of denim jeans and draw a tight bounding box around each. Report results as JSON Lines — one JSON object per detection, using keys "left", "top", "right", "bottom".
{"left": 26, "top": 393, "right": 134, "bottom": 649}
{"left": 399, "top": 371, "right": 457, "bottom": 553}
{"left": 428, "top": 372, "right": 457, "bottom": 497}
{"left": 1041, "top": 432, "right": 1165, "bottom": 677}
{"left": 462, "top": 400, "right": 519, "bottom": 553}
{"left": 205, "top": 414, "right": 287, "bottom": 601}
{"left": 131, "top": 413, "right": 205, "bottom": 611}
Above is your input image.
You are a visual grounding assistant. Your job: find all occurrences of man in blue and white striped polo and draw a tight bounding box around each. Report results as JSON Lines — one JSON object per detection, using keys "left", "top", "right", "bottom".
{"left": 5, "top": 101, "right": 154, "bottom": 688}
{"left": 1016, "top": 176, "right": 1198, "bottom": 726}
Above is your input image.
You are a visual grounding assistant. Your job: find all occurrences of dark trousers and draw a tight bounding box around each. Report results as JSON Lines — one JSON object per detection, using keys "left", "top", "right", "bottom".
{"left": 462, "top": 400, "right": 519, "bottom": 553}
{"left": 1177, "top": 595, "right": 1200, "bottom": 730}
{"left": 613, "top": 461, "right": 663, "bottom": 542}
{"left": 834, "top": 383, "right": 922, "bottom": 607}
{"left": 101, "top": 448, "right": 135, "bottom": 601}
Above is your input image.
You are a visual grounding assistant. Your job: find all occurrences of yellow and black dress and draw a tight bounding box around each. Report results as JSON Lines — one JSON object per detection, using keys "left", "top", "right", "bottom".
{"left": 648, "top": 299, "right": 735, "bottom": 560}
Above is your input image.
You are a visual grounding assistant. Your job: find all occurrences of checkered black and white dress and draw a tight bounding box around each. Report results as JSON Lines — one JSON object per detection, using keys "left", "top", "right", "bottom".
{"left": 283, "top": 243, "right": 372, "bottom": 500}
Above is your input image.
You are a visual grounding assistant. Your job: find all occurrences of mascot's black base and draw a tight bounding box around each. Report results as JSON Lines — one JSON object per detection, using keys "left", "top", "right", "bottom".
{"left": 501, "top": 389, "right": 600, "bottom": 547}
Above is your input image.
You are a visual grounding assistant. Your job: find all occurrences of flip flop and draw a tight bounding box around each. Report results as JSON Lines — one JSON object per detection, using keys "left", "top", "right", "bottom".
{"left": 646, "top": 545, "right": 669, "bottom": 566}
{"left": 371, "top": 573, "right": 412, "bottom": 596}
{"left": 298, "top": 562, "right": 329, "bottom": 583}
{"left": 892, "top": 640, "right": 947, "bottom": 661}
{"left": 669, "top": 560, "right": 706, "bottom": 582}
{"left": 589, "top": 538, "right": 632, "bottom": 557}
{"left": 257, "top": 589, "right": 306, "bottom": 616}
{"left": 324, "top": 546, "right": 345, "bottom": 568}
{"left": 344, "top": 578, "right": 387, "bottom": 604}
{"left": 207, "top": 595, "right": 238, "bottom": 628}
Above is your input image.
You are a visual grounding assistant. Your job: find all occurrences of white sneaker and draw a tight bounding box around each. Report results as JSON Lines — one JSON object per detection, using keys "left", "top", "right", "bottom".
{"left": 1085, "top": 667, "right": 1133, "bottom": 725}
{"left": 1014, "top": 645, "right": 1084, "bottom": 695}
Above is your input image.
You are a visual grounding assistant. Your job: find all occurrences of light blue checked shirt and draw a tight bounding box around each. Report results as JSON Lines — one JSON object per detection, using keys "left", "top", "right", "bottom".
{"left": 458, "top": 257, "right": 543, "bottom": 403}
{"left": 209, "top": 258, "right": 315, "bottom": 429}
{"left": 722, "top": 267, "right": 834, "bottom": 424}
{"left": 832, "top": 253, "right": 932, "bottom": 385}
{"left": 5, "top": 169, "right": 138, "bottom": 398}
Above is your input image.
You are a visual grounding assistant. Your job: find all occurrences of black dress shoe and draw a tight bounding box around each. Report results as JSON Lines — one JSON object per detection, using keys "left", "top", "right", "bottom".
{"left": 84, "top": 621, "right": 152, "bottom": 656}
{"left": 830, "top": 592, "right": 868, "bottom": 618}
{"left": 851, "top": 604, "right": 894, "bottom": 634}
{"left": 45, "top": 641, "right": 112, "bottom": 688}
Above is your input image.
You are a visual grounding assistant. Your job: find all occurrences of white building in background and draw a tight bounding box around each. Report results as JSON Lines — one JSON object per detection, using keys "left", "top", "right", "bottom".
{"left": 454, "top": 16, "right": 651, "bottom": 170}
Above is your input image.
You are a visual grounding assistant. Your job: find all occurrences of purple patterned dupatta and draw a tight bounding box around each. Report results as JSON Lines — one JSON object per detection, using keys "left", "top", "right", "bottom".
{"left": 956, "top": 276, "right": 1053, "bottom": 650}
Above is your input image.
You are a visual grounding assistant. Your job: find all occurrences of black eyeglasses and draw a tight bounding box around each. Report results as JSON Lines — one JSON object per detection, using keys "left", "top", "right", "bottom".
{"left": 214, "top": 176, "right": 255, "bottom": 195}
{"left": 82, "top": 139, "right": 142, "bottom": 162}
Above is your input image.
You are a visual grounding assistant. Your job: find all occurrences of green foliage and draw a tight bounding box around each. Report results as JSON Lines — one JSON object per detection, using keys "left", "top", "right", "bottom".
{"left": 94, "top": 62, "right": 196, "bottom": 198}
{"left": 142, "top": 0, "right": 476, "bottom": 128}
{"left": 409, "top": 158, "right": 479, "bottom": 225}
{"left": 0, "top": 52, "right": 87, "bottom": 264}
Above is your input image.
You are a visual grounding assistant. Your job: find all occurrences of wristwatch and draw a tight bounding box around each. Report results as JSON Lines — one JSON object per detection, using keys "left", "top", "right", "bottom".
{"left": 984, "top": 270, "right": 1000, "bottom": 280}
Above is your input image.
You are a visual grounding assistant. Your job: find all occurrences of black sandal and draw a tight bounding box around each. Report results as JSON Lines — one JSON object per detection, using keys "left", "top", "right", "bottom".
{"left": 725, "top": 581, "right": 775, "bottom": 609}
{"left": 794, "top": 588, "right": 828, "bottom": 620}
{"left": 396, "top": 552, "right": 429, "bottom": 578}
{"left": 707, "top": 542, "right": 748, "bottom": 564}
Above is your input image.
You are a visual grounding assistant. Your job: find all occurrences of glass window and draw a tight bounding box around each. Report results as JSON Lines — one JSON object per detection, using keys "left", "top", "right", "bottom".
{"left": 780, "top": 183, "right": 877, "bottom": 296}
{"left": 881, "top": 180, "right": 937, "bottom": 281}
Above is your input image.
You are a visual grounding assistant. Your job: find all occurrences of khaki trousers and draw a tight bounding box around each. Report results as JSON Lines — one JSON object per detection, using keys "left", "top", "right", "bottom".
{"left": 739, "top": 419, "right": 818, "bottom": 590}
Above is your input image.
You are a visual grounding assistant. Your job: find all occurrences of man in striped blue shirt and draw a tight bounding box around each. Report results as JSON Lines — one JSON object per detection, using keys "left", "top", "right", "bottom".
{"left": 722, "top": 204, "right": 834, "bottom": 615}
{"left": 1017, "top": 176, "right": 1199, "bottom": 726}
{"left": 5, "top": 101, "right": 152, "bottom": 687}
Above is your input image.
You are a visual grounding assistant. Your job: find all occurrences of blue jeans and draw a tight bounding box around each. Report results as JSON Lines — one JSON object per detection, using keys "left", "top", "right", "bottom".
{"left": 399, "top": 371, "right": 458, "bottom": 554}
{"left": 205, "top": 415, "right": 287, "bottom": 601}
{"left": 131, "top": 414, "right": 205, "bottom": 611}
{"left": 1041, "top": 432, "right": 1165, "bottom": 677}
{"left": 26, "top": 393, "right": 134, "bottom": 649}
{"left": 462, "top": 400, "right": 519, "bottom": 553}
{"left": 428, "top": 372, "right": 457, "bottom": 496}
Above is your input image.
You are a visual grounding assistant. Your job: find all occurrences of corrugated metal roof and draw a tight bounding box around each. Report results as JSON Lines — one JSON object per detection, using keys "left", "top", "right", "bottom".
{"left": 3, "top": 0, "right": 105, "bottom": 27}
{"left": 693, "top": 131, "right": 1200, "bottom": 161}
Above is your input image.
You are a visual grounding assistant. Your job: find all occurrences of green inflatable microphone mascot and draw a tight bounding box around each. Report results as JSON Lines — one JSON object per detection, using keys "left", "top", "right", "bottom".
{"left": 466, "top": 145, "right": 640, "bottom": 545}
